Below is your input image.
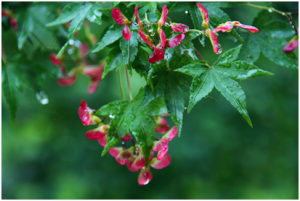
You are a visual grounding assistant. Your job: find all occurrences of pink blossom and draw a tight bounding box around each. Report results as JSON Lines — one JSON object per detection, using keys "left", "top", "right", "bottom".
{"left": 283, "top": 36, "right": 298, "bottom": 53}
{"left": 112, "top": 8, "right": 131, "bottom": 40}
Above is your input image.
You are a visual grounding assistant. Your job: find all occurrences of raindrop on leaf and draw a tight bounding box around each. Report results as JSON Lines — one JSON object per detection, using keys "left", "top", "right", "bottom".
{"left": 36, "top": 91, "right": 49, "bottom": 105}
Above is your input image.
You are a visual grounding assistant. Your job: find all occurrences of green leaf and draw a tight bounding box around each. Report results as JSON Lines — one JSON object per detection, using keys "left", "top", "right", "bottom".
{"left": 175, "top": 62, "right": 209, "bottom": 77}
{"left": 238, "top": 34, "right": 261, "bottom": 64}
{"left": 96, "top": 100, "right": 128, "bottom": 116}
{"left": 189, "top": 4, "right": 202, "bottom": 30}
{"left": 130, "top": 113, "right": 155, "bottom": 166}
{"left": 188, "top": 69, "right": 214, "bottom": 112}
{"left": 18, "top": 14, "right": 34, "bottom": 50}
{"left": 212, "top": 70, "right": 252, "bottom": 127}
{"left": 86, "top": 3, "right": 102, "bottom": 25}
{"left": 203, "top": 2, "right": 247, "bottom": 8}
{"left": 137, "top": 79, "right": 165, "bottom": 111}
{"left": 214, "top": 61, "right": 274, "bottom": 80}
{"left": 56, "top": 41, "right": 69, "bottom": 57}
{"left": 2, "top": 65, "right": 22, "bottom": 124}
{"left": 141, "top": 98, "right": 168, "bottom": 116}
{"left": 102, "top": 46, "right": 123, "bottom": 79}
{"left": 68, "top": 4, "right": 92, "bottom": 38}
{"left": 47, "top": 3, "right": 86, "bottom": 26}
{"left": 164, "top": 74, "right": 185, "bottom": 136}
{"left": 92, "top": 24, "right": 123, "bottom": 53}
{"left": 169, "top": 2, "right": 193, "bottom": 12}
{"left": 119, "top": 32, "right": 139, "bottom": 68}
{"left": 107, "top": 103, "right": 134, "bottom": 138}
{"left": 213, "top": 45, "right": 242, "bottom": 66}
{"left": 132, "top": 46, "right": 151, "bottom": 78}
{"left": 174, "top": 40, "right": 198, "bottom": 61}
{"left": 101, "top": 136, "right": 121, "bottom": 156}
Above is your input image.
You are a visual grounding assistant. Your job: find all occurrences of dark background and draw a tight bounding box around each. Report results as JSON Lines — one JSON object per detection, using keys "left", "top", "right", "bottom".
{"left": 2, "top": 2, "right": 298, "bottom": 199}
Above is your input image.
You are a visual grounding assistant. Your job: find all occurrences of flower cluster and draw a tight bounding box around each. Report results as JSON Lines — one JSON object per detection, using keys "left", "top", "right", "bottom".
{"left": 78, "top": 101, "right": 177, "bottom": 185}
{"left": 50, "top": 43, "right": 104, "bottom": 94}
{"left": 2, "top": 9, "right": 17, "bottom": 30}
{"left": 197, "top": 3, "right": 259, "bottom": 54}
{"left": 112, "top": 6, "right": 188, "bottom": 63}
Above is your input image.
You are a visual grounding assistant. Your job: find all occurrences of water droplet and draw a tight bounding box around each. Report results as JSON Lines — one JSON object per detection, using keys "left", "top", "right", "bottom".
{"left": 232, "top": 75, "right": 237, "bottom": 78}
{"left": 290, "top": 21, "right": 293, "bottom": 24}
{"left": 237, "top": 84, "right": 240, "bottom": 87}
{"left": 268, "top": 9, "right": 272, "bottom": 12}
{"left": 184, "top": 69, "right": 188, "bottom": 73}
{"left": 67, "top": 48, "right": 74, "bottom": 54}
{"left": 220, "top": 62, "right": 231, "bottom": 67}
{"left": 164, "top": 22, "right": 169, "bottom": 26}
{"left": 197, "top": 79, "right": 201, "bottom": 83}
{"left": 236, "top": 64, "right": 240, "bottom": 69}
{"left": 193, "top": 82, "right": 197, "bottom": 86}
{"left": 282, "top": 12, "right": 286, "bottom": 16}
{"left": 185, "top": 11, "right": 189, "bottom": 14}
{"left": 75, "top": 40, "right": 81, "bottom": 47}
{"left": 69, "top": 39, "right": 75, "bottom": 45}
{"left": 292, "top": 25, "right": 295, "bottom": 28}
{"left": 109, "top": 115, "right": 115, "bottom": 119}
{"left": 191, "top": 64, "right": 195, "bottom": 68}
{"left": 217, "top": 44, "right": 222, "bottom": 54}
{"left": 183, "top": 27, "right": 189, "bottom": 32}
{"left": 36, "top": 91, "right": 49, "bottom": 105}
{"left": 191, "top": 89, "right": 194, "bottom": 92}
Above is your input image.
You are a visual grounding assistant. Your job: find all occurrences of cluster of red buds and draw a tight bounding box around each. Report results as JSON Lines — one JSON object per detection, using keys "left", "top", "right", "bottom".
{"left": 197, "top": 3, "right": 260, "bottom": 54}
{"left": 50, "top": 43, "right": 104, "bottom": 94}
{"left": 2, "top": 9, "right": 17, "bottom": 30}
{"left": 78, "top": 101, "right": 178, "bottom": 185}
{"left": 112, "top": 5, "right": 188, "bottom": 63}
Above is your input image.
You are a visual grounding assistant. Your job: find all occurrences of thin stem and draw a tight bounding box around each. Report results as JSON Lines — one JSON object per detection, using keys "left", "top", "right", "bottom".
{"left": 246, "top": 3, "right": 298, "bottom": 36}
{"left": 125, "top": 66, "right": 133, "bottom": 101}
{"left": 118, "top": 68, "right": 126, "bottom": 100}
{"left": 194, "top": 48, "right": 204, "bottom": 60}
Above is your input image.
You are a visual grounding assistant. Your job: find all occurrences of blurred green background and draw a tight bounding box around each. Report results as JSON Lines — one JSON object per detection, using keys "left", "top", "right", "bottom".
{"left": 2, "top": 2, "right": 298, "bottom": 199}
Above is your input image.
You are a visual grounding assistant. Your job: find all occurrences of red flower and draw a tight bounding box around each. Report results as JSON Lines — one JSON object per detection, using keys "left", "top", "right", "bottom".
{"left": 233, "top": 21, "right": 259, "bottom": 33}
{"left": 283, "top": 36, "right": 298, "bottom": 53}
{"left": 214, "top": 22, "right": 234, "bottom": 32}
{"left": 170, "top": 23, "right": 189, "bottom": 33}
{"left": 215, "top": 21, "right": 259, "bottom": 33}
{"left": 78, "top": 100, "right": 100, "bottom": 125}
{"left": 10, "top": 18, "right": 17, "bottom": 30}
{"left": 158, "top": 5, "right": 168, "bottom": 27}
{"left": 50, "top": 53, "right": 61, "bottom": 66}
{"left": 83, "top": 65, "right": 104, "bottom": 94}
{"left": 197, "top": 3, "right": 209, "bottom": 29}
{"left": 166, "top": 34, "right": 185, "bottom": 48}
{"left": 154, "top": 116, "right": 169, "bottom": 133}
{"left": 112, "top": 8, "right": 131, "bottom": 40}
{"left": 2, "top": 9, "right": 9, "bottom": 17}
{"left": 57, "top": 66, "right": 77, "bottom": 85}
{"left": 206, "top": 29, "right": 219, "bottom": 54}
{"left": 86, "top": 125, "right": 108, "bottom": 139}
{"left": 153, "top": 125, "right": 178, "bottom": 160}
{"left": 135, "top": 7, "right": 144, "bottom": 32}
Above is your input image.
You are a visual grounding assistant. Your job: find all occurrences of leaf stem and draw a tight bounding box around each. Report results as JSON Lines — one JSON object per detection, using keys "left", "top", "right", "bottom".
{"left": 246, "top": 3, "right": 298, "bottom": 36}
{"left": 194, "top": 48, "right": 204, "bottom": 60}
{"left": 118, "top": 68, "right": 126, "bottom": 100}
{"left": 125, "top": 66, "right": 133, "bottom": 101}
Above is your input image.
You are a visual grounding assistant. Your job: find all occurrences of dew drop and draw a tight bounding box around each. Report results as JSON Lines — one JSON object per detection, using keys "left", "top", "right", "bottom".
{"left": 36, "top": 91, "right": 49, "bottom": 105}
{"left": 237, "top": 84, "right": 240, "bottom": 87}
{"left": 192, "top": 64, "right": 195, "bottom": 68}
{"left": 232, "top": 75, "right": 237, "bottom": 78}
{"left": 191, "top": 89, "right": 194, "bottom": 92}
{"left": 197, "top": 79, "right": 201, "bottom": 83}
{"left": 164, "top": 22, "right": 169, "bottom": 26}
{"left": 75, "top": 40, "right": 81, "bottom": 47}
{"left": 109, "top": 115, "right": 115, "bottom": 119}
{"left": 282, "top": 12, "right": 286, "bottom": 16}
{"left": 193, "top": 82, "right": 197, "bottom": 86}
{"left": 290, "top": 21, "right": 293, "bottom": 24}
{"left": 217, "top": 44, "right": 222, "bottom": 54}
{"left": 185, "top": 11, "right": 189, "bottom": 14}
{"left": 69, "top": 39, "right": 75, "bottom": 45}
{"left": 183, "top": 27, "right": 189, "bottom": 32}
{"left": 67, "top": 48, "right": 74, "bottom": 55}
{"left": 292, "top": 25, "right": 295, "bottom": 28}
{"left": 220, "top": 62, "right": 231, "bottom": 67}
{"left": 236, "top": 64, "right": 240, "bottom": 69}
{"left": 268, "top": 9, "right": 272, "bottom": 12}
